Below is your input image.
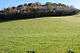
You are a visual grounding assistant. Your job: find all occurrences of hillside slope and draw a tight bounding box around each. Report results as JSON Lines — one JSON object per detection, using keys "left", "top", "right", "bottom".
{"left": 0, "top": 15, "right": 80, "bottom": 53}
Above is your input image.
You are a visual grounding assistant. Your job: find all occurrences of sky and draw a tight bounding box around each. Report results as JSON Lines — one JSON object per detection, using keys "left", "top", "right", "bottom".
{"left": 0, "top": 0, "right": 80, "bottom": 10}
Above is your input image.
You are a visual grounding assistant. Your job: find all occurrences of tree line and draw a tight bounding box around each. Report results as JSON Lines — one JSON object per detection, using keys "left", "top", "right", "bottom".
{"left": 0, "top": 2, "right": 79, "bottom": 20}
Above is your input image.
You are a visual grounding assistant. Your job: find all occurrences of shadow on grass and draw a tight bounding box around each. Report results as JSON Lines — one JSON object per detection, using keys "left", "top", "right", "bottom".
{"left": 0, "top": 15, "right": 74, "bottom": 23}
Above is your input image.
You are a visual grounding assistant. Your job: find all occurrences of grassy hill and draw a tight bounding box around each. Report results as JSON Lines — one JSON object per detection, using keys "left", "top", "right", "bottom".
{"left": 0, "top": 14, "right": 80, "bottom": 53}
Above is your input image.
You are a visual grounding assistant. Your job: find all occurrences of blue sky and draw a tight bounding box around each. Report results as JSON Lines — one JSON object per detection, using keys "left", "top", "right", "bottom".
{"left": 0, "top": 0, "right": 80, "bottom": 10}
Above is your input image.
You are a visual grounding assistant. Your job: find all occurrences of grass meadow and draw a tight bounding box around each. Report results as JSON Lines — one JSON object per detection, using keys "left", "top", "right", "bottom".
{"left": 0, "top": 14, "right": 80, "bottom": 53}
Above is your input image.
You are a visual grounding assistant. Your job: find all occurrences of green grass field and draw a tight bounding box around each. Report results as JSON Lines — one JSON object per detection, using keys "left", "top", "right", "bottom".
{"left": 0, "top": 14, "right": 80, "bottom": 53}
